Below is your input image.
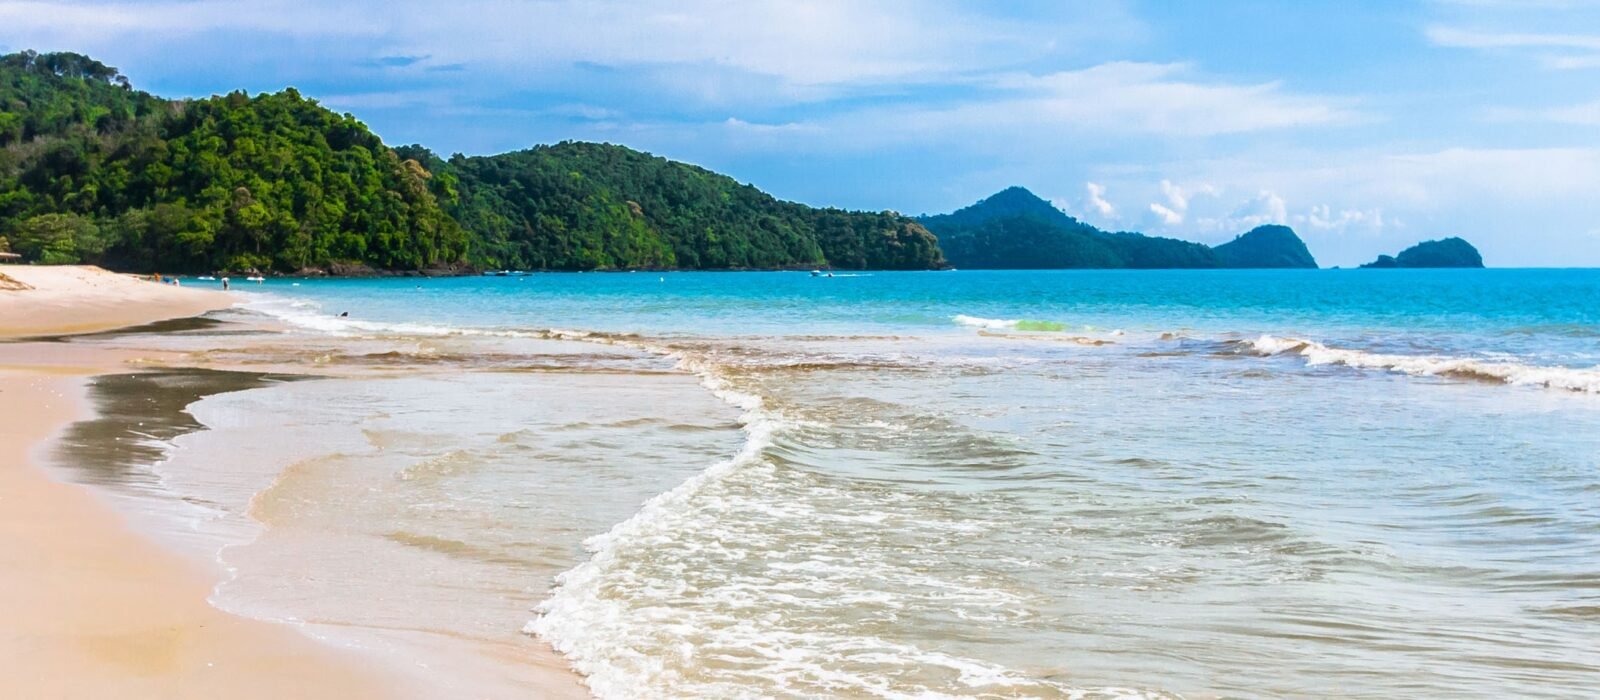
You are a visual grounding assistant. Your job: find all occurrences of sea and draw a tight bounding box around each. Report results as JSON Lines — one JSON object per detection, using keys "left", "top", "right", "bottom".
{"left": 49, "top": 269, "right": 1600, "bottom": 698}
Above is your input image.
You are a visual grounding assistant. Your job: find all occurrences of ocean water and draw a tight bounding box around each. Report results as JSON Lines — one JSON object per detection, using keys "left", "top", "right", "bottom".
{"left": 60, "top": 270, "right": 1600, "bottom": 698}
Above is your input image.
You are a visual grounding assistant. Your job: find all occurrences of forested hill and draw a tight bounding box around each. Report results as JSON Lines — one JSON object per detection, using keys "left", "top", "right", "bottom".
{"left": 918, "top": 187, "right": 1318, "bottom": 269}
{"left": 398, "top": 143, "right": 944, "bottom": 271}
{"left": 0, "top": 51, "right": 467, "bottom": 273}
{"left": 0, "top": 50, "right": 943, "bottom": 272}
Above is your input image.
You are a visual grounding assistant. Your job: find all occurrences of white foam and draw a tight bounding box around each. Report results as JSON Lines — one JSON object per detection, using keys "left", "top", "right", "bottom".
{"left": 952, "top": 314, "right": 1018, "bottom": 329}
{"left": 1248, "top": 334, "right": 1600, "bottom": 394}
{"left": 244, "top": 293, "right": 1177, "bottom": 698}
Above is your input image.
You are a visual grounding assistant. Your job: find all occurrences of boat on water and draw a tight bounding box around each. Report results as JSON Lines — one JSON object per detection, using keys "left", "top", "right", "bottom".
{"left": 246, "top": 276, "right": 265, "bottom": 282}
{"left": 197, "top": 275, "right": 216, "bottom": 281}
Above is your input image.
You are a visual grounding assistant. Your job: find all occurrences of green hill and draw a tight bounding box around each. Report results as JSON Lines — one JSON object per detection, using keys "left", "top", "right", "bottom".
{"left": 0, "top": 50, "right": 942, "bottom": 272}
{"left": 399, "top": 142, "right": 942, "bottom": 271}
{"left": 0, "top": 51, "right": 468, "bottom": 272}
{"left": 1361, "top": 237, "right": 1483, "bottom": 268}
{"left": 1214, "top": 225, "right": 1318, "bottom": 268}
{"left": 918, "top": 187, "right": 1318, "bottom": 269}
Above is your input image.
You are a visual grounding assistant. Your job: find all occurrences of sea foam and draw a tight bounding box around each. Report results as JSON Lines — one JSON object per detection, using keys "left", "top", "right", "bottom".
{"left": 953, "top": 315, "right": 1068, "bottom": 332}
{"left": 1248, "top": 334, "right": 1600, "bottom": 394}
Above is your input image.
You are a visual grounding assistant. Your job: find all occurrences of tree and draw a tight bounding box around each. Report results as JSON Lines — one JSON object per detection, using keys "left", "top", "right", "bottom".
{"left": 8, "top": 212, "right": 100, "bottom": 263}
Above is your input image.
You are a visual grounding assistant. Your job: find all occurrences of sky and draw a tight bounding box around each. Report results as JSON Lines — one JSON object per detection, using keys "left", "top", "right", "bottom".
{"left": 3, "top": 0, "right": 1599, "bottom": 266}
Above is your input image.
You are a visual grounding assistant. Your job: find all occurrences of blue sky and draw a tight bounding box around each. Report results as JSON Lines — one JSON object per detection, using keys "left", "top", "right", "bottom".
{"left": 3, "top": 0, "right": 1599, "bottom": 266}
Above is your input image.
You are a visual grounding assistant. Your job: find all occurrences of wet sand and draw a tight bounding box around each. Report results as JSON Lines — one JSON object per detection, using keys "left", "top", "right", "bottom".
{"left": 0, "top": 366, "right": 411, "bottom": 698}
{"left": 0, "top": 268, "right": 461, "bottom": 698}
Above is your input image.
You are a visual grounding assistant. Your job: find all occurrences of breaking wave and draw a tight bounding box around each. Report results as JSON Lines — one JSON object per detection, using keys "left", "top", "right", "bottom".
{"left": 1247, "top": 334, "right": 1600, "bottom": 394}
{"left": 953, "top": 315, "right": 1068, "bottom": 332}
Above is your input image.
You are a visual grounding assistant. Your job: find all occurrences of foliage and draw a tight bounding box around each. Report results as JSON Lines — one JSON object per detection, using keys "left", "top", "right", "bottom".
{"left": 935, "top": 214, "right": 1124, "bottom": 268}
{"left": 408, "top": 142, "right": 944, "bottom": 270}
{"left": 8, "top": 212, "right": 101, "bottom": 264}
{"left": 1, "top": 51, "right": 469, "bottom": 272}
{"left": 1, "top": 50, "right": 943, "bottom": 272}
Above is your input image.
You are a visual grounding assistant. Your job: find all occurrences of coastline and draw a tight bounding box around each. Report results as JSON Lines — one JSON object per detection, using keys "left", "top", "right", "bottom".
{"left": 0, "top": 266, "right": 585, "bottom": 697}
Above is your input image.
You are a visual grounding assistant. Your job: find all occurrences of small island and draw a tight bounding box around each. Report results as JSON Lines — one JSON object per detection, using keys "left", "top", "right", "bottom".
{"left": 1361, "top": 237, "right": 1484, "bottom": 268}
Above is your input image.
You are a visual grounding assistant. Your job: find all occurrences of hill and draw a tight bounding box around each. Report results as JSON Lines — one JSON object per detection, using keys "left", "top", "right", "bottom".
{"left": 0, "top": 50, "right": 942, "bottom": 272}
{"left": 398, "top": 143, "right": 942, "bottom": 271}
{"left": 918, "top": 187, "right": 1318, "bottom": 269}
{"left": 1213, "top": 225, "right": 1318, "bottom": 268}
{"left": 1, "top": 51, "right": 468, "bottom": 273}
{"left": 1361, "top": 237, "right": 1483, "bottom": 268}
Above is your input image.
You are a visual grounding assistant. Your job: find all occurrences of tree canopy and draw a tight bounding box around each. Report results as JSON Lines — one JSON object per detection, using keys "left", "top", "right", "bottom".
{"left": 1, "top": 51, "right": 944, "bottom": 272}
{"left": 403, "top": 142, "right": 943, "bottom": 271}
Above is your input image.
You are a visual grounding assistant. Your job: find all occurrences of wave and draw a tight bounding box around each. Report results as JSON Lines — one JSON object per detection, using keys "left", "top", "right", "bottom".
{"left": 521, "top": 359, "right": 775, "bottom": 698}
{"left": 1247, "top": 335, "right": 1600, "bottom": 394}
{"left": 244, "top": 295, "right": 1174, "bottom": 698}
{"left": 953, "top": 315, "right": 1070, "bottom": 332}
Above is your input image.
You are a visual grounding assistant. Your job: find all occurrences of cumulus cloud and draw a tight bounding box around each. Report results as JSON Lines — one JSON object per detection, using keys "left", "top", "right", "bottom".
{"left": 1146, "top": 179, "right": 1219, "bottom": 226}
{"left": 1149, "top": 202, "right": 1183, "bottom": 226}
{"left": 1295, "top": 205, "right": 1387, "bottom": 232}
{"left": 1085, "top": 182, "right": 1117, "bottom": 219}
{"left": 1228, "top": 190, "right": 1288, "bottom": 228}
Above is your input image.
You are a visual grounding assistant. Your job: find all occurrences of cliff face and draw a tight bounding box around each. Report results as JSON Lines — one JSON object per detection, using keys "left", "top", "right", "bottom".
{"left": 1362, "top": 237, "right": 1484, "bottom": 268}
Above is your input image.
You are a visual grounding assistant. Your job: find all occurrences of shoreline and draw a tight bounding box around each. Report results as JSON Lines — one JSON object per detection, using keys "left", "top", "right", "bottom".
{"left": 0, "top": 265, "right": 234, "bottom": 339}
{"left": 0, "top": 266, "right": 587, "bottom": 697}
{"left": 0, "top": 367, "right": 410, "bottom": 698}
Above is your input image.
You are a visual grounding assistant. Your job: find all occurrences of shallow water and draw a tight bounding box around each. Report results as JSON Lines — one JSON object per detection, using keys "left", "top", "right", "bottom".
{"left": 52, "top": 270, "right": 1600, "bottom": 698}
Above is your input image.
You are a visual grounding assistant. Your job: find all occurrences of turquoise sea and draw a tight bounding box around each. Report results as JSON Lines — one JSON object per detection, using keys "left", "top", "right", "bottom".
{"left": 72, "top": 269, "right": 1600, "bottom": 698}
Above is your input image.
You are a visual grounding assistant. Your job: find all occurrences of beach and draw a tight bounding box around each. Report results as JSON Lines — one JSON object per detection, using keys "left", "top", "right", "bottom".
{"left": 0, "top": 267, "right": 398, "bottom": 698}
{"left": 0, "top": 267, "right": 593, "bottom": 698}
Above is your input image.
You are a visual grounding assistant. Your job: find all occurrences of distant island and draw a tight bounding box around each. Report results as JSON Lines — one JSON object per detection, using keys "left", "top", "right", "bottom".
{"left": 917, "top": 186, "right": 1318, "bottom": 269}
{"left": 1361, "top": 237, "right": 1484, "bottom": 268}
{"left": 0, "top": 51, "right": 943, "bottom": 273}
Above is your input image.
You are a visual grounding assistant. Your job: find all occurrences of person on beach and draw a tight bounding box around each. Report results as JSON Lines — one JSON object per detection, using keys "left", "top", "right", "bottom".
{"left": 222, "top": 277, "right": 230, "bottom": 291}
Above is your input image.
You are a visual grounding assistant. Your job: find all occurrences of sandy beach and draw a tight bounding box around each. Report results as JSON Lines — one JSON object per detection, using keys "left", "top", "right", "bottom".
{"left": 0, "top": 267, "right": 403, "bottom": 698}
{"left": 0, "top": 266, "right": 235, "bottom": 339}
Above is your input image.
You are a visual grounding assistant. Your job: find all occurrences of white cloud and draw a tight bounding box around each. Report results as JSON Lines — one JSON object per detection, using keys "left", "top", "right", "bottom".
{"left": 1426, "top": 26, "right": 1600, "bottom": 69}
{"left": 1085, "top": 182, "right": 1116, "bottom": 219}
{"left": 1146, "top": 178, "right": 1219, "bottom": 226}
{"left": 685, "top": 61, "right": 1364, "bottom": 154}
{"left": 1228, "top": 190, "right": 1288, "bottom": 229}
{"left": 965, "top": 62, "right": 1362, "bottom": 136}
{"left": 0, "top": 0, "right": 1126, "bottom": 93}
{"left": 1487, "top": 98, "right": 1600, "bottom": 125}
{"left": 1295, "top": 205, "right": 1386, "bottom": 232}
{"left": 1095, "top": 146, "right": 1600, "bottom": 265}
{"left": 1160, "top": 179, "right": 1189, "bottom": 212}
{"left": 1426, "top": 26, "right": 1600, "bottom": 51}
{"left": 1149, "top": 202, "right": 1183, "bottom": 226}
